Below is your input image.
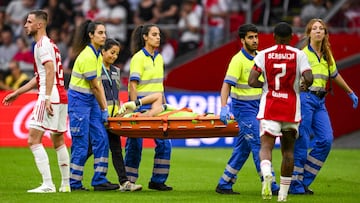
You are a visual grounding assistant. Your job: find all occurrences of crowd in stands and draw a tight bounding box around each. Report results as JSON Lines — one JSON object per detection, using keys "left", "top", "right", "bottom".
{"left": 0, "top": 0, "right": 360, "bottom": 91}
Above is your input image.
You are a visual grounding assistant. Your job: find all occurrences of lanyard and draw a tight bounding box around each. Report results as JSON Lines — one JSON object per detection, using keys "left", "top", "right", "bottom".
{"left": 102, "top": 64, "right": 112, "bottom": 86}
{"left": 103, "top": 64, "right": 117, "bottom": 116}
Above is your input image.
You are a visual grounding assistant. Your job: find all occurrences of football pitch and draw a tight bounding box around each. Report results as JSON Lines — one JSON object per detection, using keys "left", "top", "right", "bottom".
{"left": 0, "top": 147, "right": 359, "bottom": 203}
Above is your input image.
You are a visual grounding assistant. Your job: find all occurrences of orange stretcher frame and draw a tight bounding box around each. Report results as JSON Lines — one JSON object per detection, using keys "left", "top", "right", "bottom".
{"left": 107, "top": 115, "right": 239, "bottom": 139}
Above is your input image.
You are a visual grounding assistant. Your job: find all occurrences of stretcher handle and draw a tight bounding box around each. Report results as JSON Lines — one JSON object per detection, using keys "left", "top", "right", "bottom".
{"left": 159, "top": 107, "right": 193, "bottom": 135}
{"left": 162, "top": 119, "right": 168, "bottom": 133}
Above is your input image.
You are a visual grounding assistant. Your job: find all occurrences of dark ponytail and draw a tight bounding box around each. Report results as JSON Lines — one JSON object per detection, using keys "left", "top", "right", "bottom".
{"left": 72, "top": 20, "right": 104, "bottom": 57}
{"left": 130, "top": 24, "right": 159, "bottom": 55}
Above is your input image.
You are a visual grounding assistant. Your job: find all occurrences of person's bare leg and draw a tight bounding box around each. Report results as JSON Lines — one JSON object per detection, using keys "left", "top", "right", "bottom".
{"left": 140, "top": 92, "right": 162, "bottom": 106}
{"left": 141, "top": 93, "right": 163, "bottom": 116}
{"left": 278, "top": 129, "right": 296, "bottom": 201}
{"left": 260, "top": 134, "right": 275, "bottom": 200}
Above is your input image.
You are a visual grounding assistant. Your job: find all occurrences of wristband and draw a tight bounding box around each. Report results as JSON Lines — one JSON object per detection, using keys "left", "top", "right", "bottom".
{"left": 45, "top": 95, "right": 50, "bottom": 100}
{"left": 135, "top": 99, "right": 142, "bottom": 107}
{"left": 162, "top": 104, "right": 167, "bottom": 111}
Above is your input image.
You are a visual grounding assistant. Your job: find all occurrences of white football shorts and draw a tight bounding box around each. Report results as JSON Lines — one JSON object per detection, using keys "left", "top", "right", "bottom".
{"left": 29, "top": 96, "right": 67, "bottom": 133}
{"left": 260, "top": 119, "right": 299, "bottom": 138}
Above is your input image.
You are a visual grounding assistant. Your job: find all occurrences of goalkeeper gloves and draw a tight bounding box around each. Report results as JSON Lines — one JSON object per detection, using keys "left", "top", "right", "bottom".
{"left": 118, "top": 99, "right": 142, "bottom": 114}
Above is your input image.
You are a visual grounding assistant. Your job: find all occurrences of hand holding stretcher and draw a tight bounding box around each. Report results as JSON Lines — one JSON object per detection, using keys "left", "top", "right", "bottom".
{"left": 107, "top": 93, "right": 239, "bottom": 139}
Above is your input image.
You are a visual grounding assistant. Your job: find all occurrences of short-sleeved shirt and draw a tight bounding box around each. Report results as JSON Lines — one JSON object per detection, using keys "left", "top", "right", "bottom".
{"left": 303, "top": 44, "right": 337, "bottom": 92}
{"left": 253, "top": 44, "right": 311, "bottom": 122}
{"left": 33, "top": 36, "right": 67, "bottom": 104}
{"left": 224, "top": 48, "right": 263, "bottom": 115}
{"left": 129, "top": 48, "right": 164, "bottom": 97}
{"left": 68, "top": 45, "right": 102, "bottom": 102}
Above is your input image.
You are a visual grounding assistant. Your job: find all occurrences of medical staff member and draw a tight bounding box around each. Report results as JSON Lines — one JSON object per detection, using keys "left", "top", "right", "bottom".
{"left": 216, "top": 24, "right": 279, "bottom": 194}
{"left": 125, "top": 24, "right": 172, "bottom": 191}
{"left": 101, "top": 38, "right": 142, "bottom": 192}
{"left": 290, "top": 18, "right": 358, "bottom": 195}
{"left": 68, "top": 20, "right": 119, "bottom": 191}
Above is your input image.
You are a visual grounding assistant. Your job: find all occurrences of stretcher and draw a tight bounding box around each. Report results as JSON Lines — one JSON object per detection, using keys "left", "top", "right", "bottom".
{"left": 107, "top": 109, "right": 239, "bottom": 139}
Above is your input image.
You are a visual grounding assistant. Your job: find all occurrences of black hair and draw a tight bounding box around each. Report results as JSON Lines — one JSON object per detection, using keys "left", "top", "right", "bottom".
{"left": 274, "top": 22, "right": 292, "bottom": 38}
{"left": 130, "top": 24, "right": 160, "bottom": 55}
{"left": 102, "top": 38, "right": 121, "bottom": 51}
{"left": 238, "top": 23, "right": 258, "bottom": 39}
{"left": 1, "top": 24, "right": 13, "bottom": 34}
{"left": 72, "top": 20, "right": 105, "bottom": 56}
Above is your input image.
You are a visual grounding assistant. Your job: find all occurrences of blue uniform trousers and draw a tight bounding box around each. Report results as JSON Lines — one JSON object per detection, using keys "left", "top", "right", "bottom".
{"left": 125, "top": 137, "right": 172, "bottom": 183}
{"left": 290, "top": 92, "right": 333, "bottom": 193}
{"left": 218, "top": 105, "right": 279, "bottom": 191}
{"left": 68, "top": 95, "right": 110, "bottom": 188}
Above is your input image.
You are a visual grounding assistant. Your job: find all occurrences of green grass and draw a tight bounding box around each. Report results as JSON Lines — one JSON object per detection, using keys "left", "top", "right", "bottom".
{"left": 0, "top": 147, "right": 360, "bottom": 203}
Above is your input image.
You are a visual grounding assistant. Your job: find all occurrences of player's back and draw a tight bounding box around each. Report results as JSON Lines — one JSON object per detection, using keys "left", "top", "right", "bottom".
{"left": 254, "top": 44, "right": 306, "bottom": 122}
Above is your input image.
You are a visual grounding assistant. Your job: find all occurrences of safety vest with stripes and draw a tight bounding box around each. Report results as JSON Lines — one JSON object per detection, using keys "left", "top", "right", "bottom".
{"left": 69, "top": 45, "right": 103, "bottom": 95}
{"left": 303, "top": 45, "right": 338, "bottom": 92}
{"left": 128, "top": 48, "right": 164, "bottom": 97}
{"left": 224, "top": 48, "right": 263, "bottom": 101}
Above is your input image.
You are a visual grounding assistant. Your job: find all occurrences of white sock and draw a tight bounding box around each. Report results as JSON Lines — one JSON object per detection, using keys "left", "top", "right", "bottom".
{"left": 56, "top": 144, "right": 70, "bottom": 186}
{"left": 271, "top": 165, "right": 276, "bottom": 182}
{"left": 30, "top": 144, "right": 53, "bottom": 186}
{"left": 279, "top": 176, "right": 291, "bottom": 196}
{"left": 260, "top": 160, "right": 272, "bottom": 178}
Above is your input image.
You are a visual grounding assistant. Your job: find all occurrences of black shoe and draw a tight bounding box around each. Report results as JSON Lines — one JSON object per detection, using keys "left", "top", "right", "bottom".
{"left": 272, "top": 189, "right": 279, "bottom": 195}
{"left": 148, "top": 182, "right": 173, "bottom": 191}
{"left": 71, "top": 186, "right": 89, "bottom": 191}
{"left": 94, "top": 182, "right": 120, "bottom": 191}
{"left": 304, "top": 186, "right": 314, "bottom": 195}
{"left": 215, "top": 185, "right": 240, "bottom": 195}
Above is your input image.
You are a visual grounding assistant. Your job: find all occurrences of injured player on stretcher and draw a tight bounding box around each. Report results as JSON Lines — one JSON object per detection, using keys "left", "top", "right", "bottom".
{"left": 117, "top": 92, "right": 208, "bottom": 118}
{"left": 108, "top": 93, "right": 238, "bottom": 139}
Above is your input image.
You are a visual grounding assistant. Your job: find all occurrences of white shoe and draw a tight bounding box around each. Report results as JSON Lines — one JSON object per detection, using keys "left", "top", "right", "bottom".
{"left": 277, "top": 195, "right": 287, "bottom": 202}
{"left": 262, "top": 175, "right": 272, "bottom": 200}
{"left": 59, "top": 184, "right": 71, "bottom": 192}
{"left": 27, "top": 183, "right": 56, "bottom": 193}
{"left": 119, "top": 181, "right": 142, "bottom": 192}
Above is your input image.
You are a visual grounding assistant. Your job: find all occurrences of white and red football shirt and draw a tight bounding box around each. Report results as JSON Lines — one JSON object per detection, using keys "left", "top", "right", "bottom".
{"left": 253, "top": 44, "right": 311, "bottom": 122}
{"left": 33, "top": 36, "right": 67, "bottom": 104}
